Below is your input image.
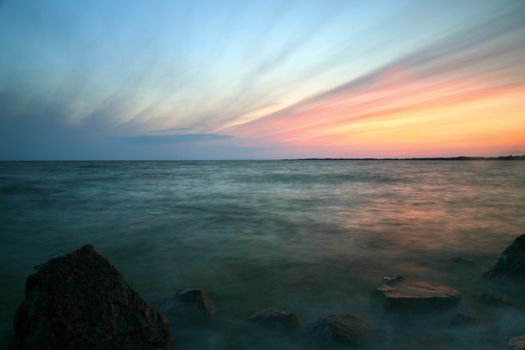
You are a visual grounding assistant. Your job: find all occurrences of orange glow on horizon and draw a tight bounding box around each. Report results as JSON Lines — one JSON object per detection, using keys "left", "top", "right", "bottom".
{"left": 227, "top": 70, "right": 525, "bottom": 157}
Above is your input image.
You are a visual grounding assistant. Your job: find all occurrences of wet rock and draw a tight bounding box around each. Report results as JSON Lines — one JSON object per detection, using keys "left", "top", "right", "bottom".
{"left": 383, "top": 275, "right": 404, "bottom": 285}
{"left": 375, "top": 278, "right": 461, "bottom": 308}
{"left": 248, "top": 308, "right": 299, "bottom": 332}
{"left": 175, "top": 288, "right": 216, "bottom": 315}
{"left": 479, "top": 292, "right": 513, "bottom": 306}
{"left": 509, "top": 335, "right": 525, "bottom": 350}
{"left": 164, "top": 288, "right": 216, "bottom": 327}
{"left": 10, "top": 244, "right": 175, "bottom": 350}
{"left": 310, "top": 314, "right": 378, "bottom": 348}
{"left": 450, "top": 312, "right": 477, "bottom": 327}
{"left": 484, "top": 234, "right": 525, "bottom": 280}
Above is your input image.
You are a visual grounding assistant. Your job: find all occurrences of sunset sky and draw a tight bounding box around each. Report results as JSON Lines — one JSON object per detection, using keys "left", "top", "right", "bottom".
{"left": 1, "top": 0, "right": 524, "bottom": 159}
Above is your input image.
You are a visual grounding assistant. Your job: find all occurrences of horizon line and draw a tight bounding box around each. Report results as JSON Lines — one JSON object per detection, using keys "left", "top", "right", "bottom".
{"left": 1, "top": 155, "right": 524, "bottom": 162}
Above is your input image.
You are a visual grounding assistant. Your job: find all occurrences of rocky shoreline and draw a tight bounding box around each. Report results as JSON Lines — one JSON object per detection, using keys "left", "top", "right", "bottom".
{"left": 9, "top": 234, "right": 525, "bottom": 349}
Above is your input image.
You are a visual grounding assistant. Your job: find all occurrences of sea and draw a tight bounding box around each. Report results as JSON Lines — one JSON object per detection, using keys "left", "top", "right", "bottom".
{"left": 1, "top": 160, "right": 525, "bottom": 349}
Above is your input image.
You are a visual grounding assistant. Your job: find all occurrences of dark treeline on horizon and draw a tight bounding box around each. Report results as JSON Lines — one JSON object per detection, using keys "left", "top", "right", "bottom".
{"left": 284, "top": 155, "right": 525, "bottom": 161}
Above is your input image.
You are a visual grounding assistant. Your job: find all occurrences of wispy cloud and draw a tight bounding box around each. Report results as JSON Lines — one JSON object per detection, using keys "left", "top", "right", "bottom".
{"left": 0, "top": 0, "right": 524, "bottom": 159}
{"left": 123, "top": 133, "right": 233, "bottom": 144}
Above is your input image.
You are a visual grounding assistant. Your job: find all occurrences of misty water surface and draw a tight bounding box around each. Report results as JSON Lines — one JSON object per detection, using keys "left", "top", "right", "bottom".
{"left": 1, "top": 160, "right": 525, "bottom": 349}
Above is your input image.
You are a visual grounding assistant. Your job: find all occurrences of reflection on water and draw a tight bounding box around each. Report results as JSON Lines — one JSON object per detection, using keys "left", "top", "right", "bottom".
{"left": 1, "top": 160, "right": 525, "bottom": 349}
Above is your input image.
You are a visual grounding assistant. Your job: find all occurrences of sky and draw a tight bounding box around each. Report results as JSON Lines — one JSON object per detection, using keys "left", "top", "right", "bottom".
{"left": 0, "top": 0, "right": 524, "bottom": 159}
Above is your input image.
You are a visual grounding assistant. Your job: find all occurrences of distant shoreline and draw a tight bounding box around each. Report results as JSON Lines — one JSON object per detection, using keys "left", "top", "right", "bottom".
{"left": 282, "top": 155, "right": 525, "bottom": 161}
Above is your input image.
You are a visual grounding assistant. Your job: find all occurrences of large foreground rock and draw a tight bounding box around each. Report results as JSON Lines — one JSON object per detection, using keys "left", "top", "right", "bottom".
{"left": 310, "top": 314, "right": 378, "bottom": 348}
{"left": 484, "top": 234, "right": 525, "bottom": 279}
{"left": 375, "top": 277, "right": 461, "bottom": 308}
{"left": 248, "top": 308, "right": 299, "bottom": 332}
{"left": 10, "top": 245, "right": 175, "bottom": 350}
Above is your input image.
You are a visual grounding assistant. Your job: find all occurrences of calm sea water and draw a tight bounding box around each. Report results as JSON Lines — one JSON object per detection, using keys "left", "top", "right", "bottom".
{"left": 1, "top": 160, "right": 525, "bottom": 349}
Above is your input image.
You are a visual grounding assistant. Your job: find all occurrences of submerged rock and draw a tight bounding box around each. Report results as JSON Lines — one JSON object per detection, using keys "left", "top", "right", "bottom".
{"left": 310, "top": 314, "right": 378, "bottom": 348}
{"left": 484, "top": 234, "right": 525, "bottom": 280}
{"left": 248, "top": 308, "right": 299, "bottom": 332}
{"left": 509, "top": 335, "right": 525, "bottom": 350}
{"left": 10, "top": 244, "right": 175, "bottom": 350}
{"left": 175, "top": 288, "right": 216, "bottom": 315}
{"left": 375, "top": 277, "right": 461, "bottom": 308}
{"left": 450, "top": 312, "right": 477, "bottom": 327}
{"left": 164, "top": 288, "right": 216, "bottom": 326}
{"left": 479, "top": 292, "right": 513, "bottom": 306}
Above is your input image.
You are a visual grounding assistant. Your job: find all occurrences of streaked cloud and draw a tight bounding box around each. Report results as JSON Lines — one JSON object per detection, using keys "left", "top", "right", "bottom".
{"left": 124, "top": 133, "right": 233, "bottom": 144}
{"left": 0, "top": 0, "right": 524, "bottom": 158}
{"left": 224, "top": 4, "right": 525, "bottom": 156}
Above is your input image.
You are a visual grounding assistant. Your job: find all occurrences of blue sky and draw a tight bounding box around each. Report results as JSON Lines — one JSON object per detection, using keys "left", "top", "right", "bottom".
{"left": 1, "top": 0, "right": 524, "bottom": 159}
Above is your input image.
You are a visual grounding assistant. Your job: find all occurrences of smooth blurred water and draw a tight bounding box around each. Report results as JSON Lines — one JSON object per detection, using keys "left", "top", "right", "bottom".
{"left": 1, "top": 160, "right": 525, "bottom": 349}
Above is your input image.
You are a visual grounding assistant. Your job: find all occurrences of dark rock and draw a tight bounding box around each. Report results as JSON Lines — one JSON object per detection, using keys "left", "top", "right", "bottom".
{"left": 450, "top": 312, "right": 477, "bottom": 327}
{"left": 10, "top": 244, "right": 175, "bottom": 350}
{"left": 175, "top": 288, "right": 216, "bottom": 316}
{"left": 484, "top": 234, "right": 525, "bottom": 279}
{"left": 310, "top": 314, "right": 378, "bottom": 348}
{"left": 383, "top": 275, "right": 404, "bottom": 285}
{"left": 375, "top": 277, "right": 461, "bottom": 308}
{"left": 479, "top": 292, "right": 513, "bottom": 306}
{"left": 509, "top": 335, "right": 525, "bottom": 350}
{"left": 164, "top": 288, "right": 216, "bottom": 327}
{"left": 248, "top": 308, "right": 299, "bottom": 332}
{"left": 450, "top": 257, "right": 474, "bottom": 266}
